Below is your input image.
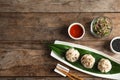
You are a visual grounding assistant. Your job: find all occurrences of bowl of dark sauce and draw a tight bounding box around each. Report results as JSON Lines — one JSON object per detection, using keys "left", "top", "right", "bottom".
{"left": 110, "top": 37, "right": 120, "bottom": 54}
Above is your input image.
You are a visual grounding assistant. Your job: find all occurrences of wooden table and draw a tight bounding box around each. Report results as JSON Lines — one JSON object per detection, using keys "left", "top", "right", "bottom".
{"left": 0, "top": 0, "right": 120, "bottom": 80}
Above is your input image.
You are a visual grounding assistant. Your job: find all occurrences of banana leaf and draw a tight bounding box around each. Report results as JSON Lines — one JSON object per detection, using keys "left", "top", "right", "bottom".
{"left": 50, "top": 44, "right": 120, "bottom": 74}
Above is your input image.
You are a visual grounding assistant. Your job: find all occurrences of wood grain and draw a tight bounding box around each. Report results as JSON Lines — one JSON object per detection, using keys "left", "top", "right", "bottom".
{"left": 0, "top": 0, "right": 117, "bottom": 80}
{"left": 0, "top": 13, "right": 120, "bottom": 80}
{"left": 0, "top": 13, "right": 120, "bottom": 41}
{"left": 0, "top": 77, "right": 106, "bottom": 80}
{"left": 0, "top": 0, "right": 119, "bottom": 12}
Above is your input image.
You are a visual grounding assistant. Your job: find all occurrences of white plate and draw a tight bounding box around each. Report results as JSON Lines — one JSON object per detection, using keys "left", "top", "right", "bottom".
{"left": 50, "top": 40, "right": 120, "bottom": 79}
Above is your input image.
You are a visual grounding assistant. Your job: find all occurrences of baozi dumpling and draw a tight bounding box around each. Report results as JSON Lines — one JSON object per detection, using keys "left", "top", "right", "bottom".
{"left": 98, "top": 58, "right": 112, "bottom": 73}
{"left": 66, "top": 48, "right": 80, "bottom": 62}
{"left": 81, "top": 54, "right": 95, "bottom": 68}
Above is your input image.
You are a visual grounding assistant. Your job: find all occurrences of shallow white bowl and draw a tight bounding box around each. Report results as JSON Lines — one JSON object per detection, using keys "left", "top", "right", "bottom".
{"left": 110, "top": 37, "right": 120, "bottom": 54}
{"left": 68, "top": 23, "right": 85, "bottom": 40}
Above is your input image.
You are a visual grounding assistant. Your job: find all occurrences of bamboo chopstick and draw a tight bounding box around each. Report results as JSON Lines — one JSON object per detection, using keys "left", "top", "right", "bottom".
{"left": 56, "top": 67, "right": 84, "bottom": 80}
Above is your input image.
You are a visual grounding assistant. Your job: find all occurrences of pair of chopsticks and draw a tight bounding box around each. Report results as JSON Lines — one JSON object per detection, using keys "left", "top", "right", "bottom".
{"left": 56, "top": 66, "right": 84, "bottom": 80}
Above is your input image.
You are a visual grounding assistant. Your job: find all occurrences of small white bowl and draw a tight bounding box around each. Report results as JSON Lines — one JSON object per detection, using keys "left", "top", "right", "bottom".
{"left": 68, "top": 23, "right": 85, "bottom": 40}
{"left": 110, "top": 37, "right": 120, "bottom": 54}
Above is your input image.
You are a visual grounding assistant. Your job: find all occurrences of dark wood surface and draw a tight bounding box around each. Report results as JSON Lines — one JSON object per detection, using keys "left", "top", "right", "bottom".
{"left": 0, "top": 0, "right": 120, "bottom": 80}
{"left": 0, "top": 12, "right": 120, "bottom": 80}
{"left": 0, "top": 0, "right": 119, "bottom": 12}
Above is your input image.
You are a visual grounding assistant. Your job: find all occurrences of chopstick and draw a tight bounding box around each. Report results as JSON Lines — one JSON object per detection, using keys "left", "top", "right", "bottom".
{"left": 56, "top": 67, "right": 84, "bottom": 80}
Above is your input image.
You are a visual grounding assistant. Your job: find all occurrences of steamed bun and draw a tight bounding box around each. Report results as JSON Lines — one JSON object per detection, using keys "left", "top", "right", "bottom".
{"left": 81, "top": 54, "right": 95, "bottom": 68}
{"left": 98, "top": 58, "right": 112, "bottom": 73}
{"left": 66, "top": 48, "right": 80, "bottom": 62}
